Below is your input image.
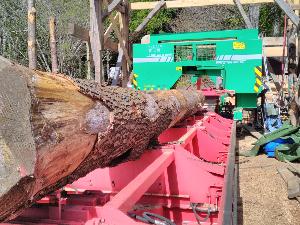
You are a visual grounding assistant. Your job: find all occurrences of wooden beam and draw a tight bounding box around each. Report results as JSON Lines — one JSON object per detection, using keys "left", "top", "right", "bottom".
{"left": 108, "top": 11, "right": 132, "bottom": 66}
{"left": 130, "top": 0, "right": 274, "bottom": 10}
{"left": 233, "top": 0, "right": 253, "bottom": 28}
{"left": 102, "top": 0, "right": 123, "bottom": 19}
{"left": 68, "top": 23, "right": 118, "bottom": 51}
{"left": 104, "top": 13, "right": 119, "bottom": 42}
{"left": 90, "top": 0, "right": 104, "bottom": 83}
{"left": 274, "top": 0, "right": 299, "bottom": 26}
{"left": 131, "top": 0, "right": 166, "bottom": 41}
{"left": 263, "top": 37, "right": 284, "bottom": 46}
{"left": 292, "top": 4, "right": 300, "bottom": 10}
{"left": 264, "top": 46, "right": 287, "bottom": 57}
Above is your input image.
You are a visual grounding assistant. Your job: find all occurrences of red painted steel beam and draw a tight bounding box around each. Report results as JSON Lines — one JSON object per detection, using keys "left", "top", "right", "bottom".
{"left": 106, "top": 149, "right": 174, "bottom": 212}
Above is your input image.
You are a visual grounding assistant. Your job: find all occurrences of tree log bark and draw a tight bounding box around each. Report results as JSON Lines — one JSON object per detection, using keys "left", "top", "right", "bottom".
{"left": 0, "top": 56, "right": 204, "bottom": 222}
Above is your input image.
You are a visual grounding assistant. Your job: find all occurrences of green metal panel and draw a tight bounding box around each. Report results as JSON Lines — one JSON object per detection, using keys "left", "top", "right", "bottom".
{"left": 233, "top": 107, "right": 243, "bottom": 121}
{"left": 236, "top": 94, "right": 257, "bottom": 108}
{"left": 149, "top": 29, "right": 259, "bottom": 44}
{"left": 133, "top": 29, "right": 262, "bottom": 107}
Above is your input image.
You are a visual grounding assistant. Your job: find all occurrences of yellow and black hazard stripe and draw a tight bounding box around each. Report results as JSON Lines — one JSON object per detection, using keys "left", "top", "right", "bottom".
{"left": 254, "top": 66, "right": 263, "bottom": 93}
{"left": 132, "top": 73, "right": 138, "bottom": 89}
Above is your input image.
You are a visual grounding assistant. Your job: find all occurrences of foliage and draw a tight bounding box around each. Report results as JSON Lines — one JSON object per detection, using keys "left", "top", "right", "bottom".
{"left": 0, "top": 0, "right": 89, "bottom": 77}
{"left": 0, "top": 0, "right": 175, "bottom": 78}
{"left": 129, "top": 0, "right": 176, "bottom": 36}
{"left": 259, "top": 3, "right": 283, "bottom": 36}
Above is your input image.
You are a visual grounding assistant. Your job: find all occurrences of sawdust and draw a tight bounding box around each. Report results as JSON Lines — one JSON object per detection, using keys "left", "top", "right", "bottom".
{"left": 237, "top": 135, "right": 300, "bottom": 225}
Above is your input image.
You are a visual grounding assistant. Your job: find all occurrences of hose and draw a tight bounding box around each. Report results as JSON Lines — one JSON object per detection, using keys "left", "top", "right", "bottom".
{"left": 129, "top": 212, "right": 176, "bottom": 225}
{"left": 190, "top": 203, "right": 218, "bottom": 225}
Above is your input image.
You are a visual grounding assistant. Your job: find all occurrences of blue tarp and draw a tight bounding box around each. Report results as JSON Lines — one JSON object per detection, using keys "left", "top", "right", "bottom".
{"left": 264, "top": 138, "right": 294, "bottom": 157}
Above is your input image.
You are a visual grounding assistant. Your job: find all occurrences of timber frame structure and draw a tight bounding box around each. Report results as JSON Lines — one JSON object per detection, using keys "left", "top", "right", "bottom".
{"left": 68, "top": 0, "right": 300, "bottom": 87}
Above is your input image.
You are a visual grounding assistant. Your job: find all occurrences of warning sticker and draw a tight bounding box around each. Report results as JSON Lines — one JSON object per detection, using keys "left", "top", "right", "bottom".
{"left": 233, "top": 42, "right": 246, "bottom": 50}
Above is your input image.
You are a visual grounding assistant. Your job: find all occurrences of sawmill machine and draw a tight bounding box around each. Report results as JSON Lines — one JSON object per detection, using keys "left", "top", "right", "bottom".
{"left": 132, "top": 29, "right": 263, "bottom": 120}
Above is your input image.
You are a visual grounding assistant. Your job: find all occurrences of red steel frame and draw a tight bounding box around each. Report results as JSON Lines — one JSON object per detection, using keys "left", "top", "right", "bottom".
{"left": 4, "top": 112, "right": 236, "bottom": 225}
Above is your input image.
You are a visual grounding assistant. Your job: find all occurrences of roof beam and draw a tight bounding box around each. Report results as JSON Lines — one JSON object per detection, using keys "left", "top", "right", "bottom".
{"left": 274, "top": 0, "right": 300, "bottom": 26}
{"left": 130, "top": 0, "right": 274, "bottom": 10}
{"left": 102, "top": 0, "right": 123, "bottom": 19}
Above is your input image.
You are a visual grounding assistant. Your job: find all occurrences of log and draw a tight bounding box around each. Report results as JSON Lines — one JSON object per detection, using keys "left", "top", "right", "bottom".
{"left": 0, "top": 56, "right": 204, "bottom": 222}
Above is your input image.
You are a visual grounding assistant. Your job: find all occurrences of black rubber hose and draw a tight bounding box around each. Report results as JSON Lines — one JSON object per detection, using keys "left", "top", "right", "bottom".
{"left": 191, "top": 203, "right": 213, "bottom": 224}
{"left": 142, "top": 212, "right": 176, "bottom": 225}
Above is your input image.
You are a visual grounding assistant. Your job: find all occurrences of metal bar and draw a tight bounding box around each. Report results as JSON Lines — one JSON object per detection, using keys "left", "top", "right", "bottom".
{"left": 107, "top": 150, "right": 174, "bottom": 212}
{"left": 221, "top": 122, "right": 237, "bottom": 225}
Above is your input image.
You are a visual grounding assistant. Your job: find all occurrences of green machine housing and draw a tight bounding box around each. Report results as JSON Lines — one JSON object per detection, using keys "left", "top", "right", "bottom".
{"left": 132, "top": 29, "right": 263, "bottom": 118}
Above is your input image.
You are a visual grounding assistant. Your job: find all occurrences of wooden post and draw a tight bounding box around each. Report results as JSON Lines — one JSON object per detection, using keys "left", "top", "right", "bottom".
{"left": 86, "top": 42, "right": 92, "bottom": 79}
{"left": 90, "top": 0, "right": 104, "bottom": 84}
{"left": 49, "top": 16, "right": 58, "bottom": 74}
{"left": 119, "top": 1, "right": 130, "bottom": 87}
{"left": 288, "top": 0, "right": 300, "bottom": 125}
{"left": 27, "top": 0, "right": 37, "bottom": 69}
{"left": 248, "top": 4, "right": 260, "bottom": 28}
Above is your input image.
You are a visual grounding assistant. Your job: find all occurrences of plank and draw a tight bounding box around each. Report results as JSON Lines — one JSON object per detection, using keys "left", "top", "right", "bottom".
{"left": 285, "top": 160, "right": 300, "bottom": 175}
{"left": 277, "top": 167, "right": 300, "bottom": 199}
{"left": 264, "top": 46, "right": 287, "bottom": 57}
{"left": 130, "top": 0, "right": 274, "bottom": 10}
{"left": 242, "top": 125, "right": 262, "bottom": 139}
{"left": 263, "top": 37, "right": 284, "bottom": 46}
{"left": 234, "top": 0, "right": 253, "bottom": 28}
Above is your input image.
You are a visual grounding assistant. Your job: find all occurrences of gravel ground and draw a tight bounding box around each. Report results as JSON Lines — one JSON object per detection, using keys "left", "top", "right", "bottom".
{"left": 237, "top": 135, "right": 300, "bottom": 225}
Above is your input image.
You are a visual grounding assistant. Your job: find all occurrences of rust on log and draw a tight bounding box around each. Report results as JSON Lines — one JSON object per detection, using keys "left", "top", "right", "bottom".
{"left": 0, "top": 56, "right": 204, "bottom": 222}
